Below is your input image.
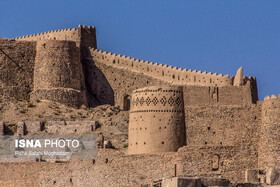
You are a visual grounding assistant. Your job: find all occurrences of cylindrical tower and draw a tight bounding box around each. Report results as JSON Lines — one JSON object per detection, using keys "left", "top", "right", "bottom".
{"left": 128, "top": 86, "right": 185, "bottom": 154}
{"left": 31, "top": 40, "right": 87, "bottom": 107}
{"left": 258, "top": 95, "right": 280, "bottom": 170}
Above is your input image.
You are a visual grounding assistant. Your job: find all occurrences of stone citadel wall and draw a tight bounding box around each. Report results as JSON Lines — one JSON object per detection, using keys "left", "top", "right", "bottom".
{"left": 1, "top": 25, "right": 258, "bottom": 107}
{"left": 89, "top": 48, "right": 258, "bottom": 109}
{"left": 0, "top": 25, "right": 280, "bottom": 185}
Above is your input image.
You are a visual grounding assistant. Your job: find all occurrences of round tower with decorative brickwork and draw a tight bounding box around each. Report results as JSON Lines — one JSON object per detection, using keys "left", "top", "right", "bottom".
{"left": 128, "top": 86, "right": 185, "bottom": 154}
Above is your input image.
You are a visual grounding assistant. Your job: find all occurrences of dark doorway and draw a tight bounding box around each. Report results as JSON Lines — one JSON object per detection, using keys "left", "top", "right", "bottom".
{"left": 123, "top": 95, "right": 131, "bottom": 111}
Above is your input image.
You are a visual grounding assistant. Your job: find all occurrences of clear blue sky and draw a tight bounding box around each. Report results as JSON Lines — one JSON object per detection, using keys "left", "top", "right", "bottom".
{"left": 1, "top": 0, "right": 279, "bottom": 100}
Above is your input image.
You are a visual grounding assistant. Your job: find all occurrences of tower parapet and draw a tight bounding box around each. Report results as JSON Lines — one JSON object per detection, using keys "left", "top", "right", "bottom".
{"left": 15, "top": 25, "right": 97, "bottom": 58}
{"left": 128, "top": 86, "right": 185, "bottom": 154}
{"left": 258, "top": 95, "right": 280, "bottom": 170}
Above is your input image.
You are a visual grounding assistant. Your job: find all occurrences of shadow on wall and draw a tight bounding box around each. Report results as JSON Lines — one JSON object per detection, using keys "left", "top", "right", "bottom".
{"left": 82, "top": 58, "right": 115, "bottom": 107}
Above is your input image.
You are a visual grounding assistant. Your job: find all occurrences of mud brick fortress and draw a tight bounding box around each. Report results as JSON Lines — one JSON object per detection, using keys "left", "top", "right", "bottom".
{"left": 0, "top": 25, "right": 280, "bottom": 186}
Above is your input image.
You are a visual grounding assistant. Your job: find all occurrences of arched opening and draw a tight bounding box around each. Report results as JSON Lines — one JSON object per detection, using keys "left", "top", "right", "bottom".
{"left": 123, "top": 95, "right": 131, "bottom": 111}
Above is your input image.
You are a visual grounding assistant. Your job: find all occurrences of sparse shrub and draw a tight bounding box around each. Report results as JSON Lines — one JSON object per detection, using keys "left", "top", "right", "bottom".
{"left": 123, "top": 143, "right": 128, "bottom": 148}
{"left": 70, "top": 115, "right": 77, "bottom": 120}
{"left": 100, "top": 107, "right": 106, "bottom": 111}
{"left": 139, "top": 176, "right": 145, "bottom": 180}
{"left": 54, "top": 112, "right": 60, "bottom": 116}
{"left": 28, "top": 102, "right": 36, "bottom": 108}
{"left": 72, "top": 105, "right": 79, "bottom": 109}
{"left": 80, "top": 104, "right": 87, "bottom": 110}
{"left": 14, "top": 95, "right": 22, "bottom": 101}
{"left": 20, "top": 109, "right": 27, "bottom": 114}
{"left": 36, "top": 99, "right": 41, "bottom": 103}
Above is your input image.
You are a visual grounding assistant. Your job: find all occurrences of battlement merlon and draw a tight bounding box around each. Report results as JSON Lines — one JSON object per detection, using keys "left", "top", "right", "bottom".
{"left": 264, "top": 94, "right": 280, "bottom": 101}
{"left": 90, "top": 48, "right": 256, "bottom": 88}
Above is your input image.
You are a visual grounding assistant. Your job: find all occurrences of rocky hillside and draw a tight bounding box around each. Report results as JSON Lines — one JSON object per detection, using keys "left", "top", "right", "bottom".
{"left": 0, "top": 98, "right": 129, "bottom": 151}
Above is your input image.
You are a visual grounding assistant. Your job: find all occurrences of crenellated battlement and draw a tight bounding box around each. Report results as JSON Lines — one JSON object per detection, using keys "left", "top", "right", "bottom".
{"left": 262, "top": 94, "right": 280, "bottom": 121}
{"left": 15, "top": 27, "right": 77, "bottom": 41}
{"left": 14, "top": 25, "right": 96, "bottom": 46}
{"left": 15, "top": 27, "right": 76, "bottom": 40}
{"left": 262, "top": 94, "right": 280, "bottom": 115}
{"left": 90, "top": 48, "right": 238, "bottom": 87}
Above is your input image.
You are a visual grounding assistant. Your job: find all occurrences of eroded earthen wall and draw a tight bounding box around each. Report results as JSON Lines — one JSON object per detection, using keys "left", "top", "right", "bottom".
{"left": 0, "top": 39, "right": 36, "bottom": 100}
{"left": 128, "top": 86, "right": 185, "bottom": 154}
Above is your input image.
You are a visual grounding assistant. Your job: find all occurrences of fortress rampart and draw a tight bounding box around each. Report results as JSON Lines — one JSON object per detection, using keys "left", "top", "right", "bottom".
{"left": 128, "top": 86, "right": 185, "bottom": 154}
{"left": 90, "top": 48, "right": 235, "bottom": 87}
{"left": 1, "top": 25, "right": 258, "bottom": 107}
